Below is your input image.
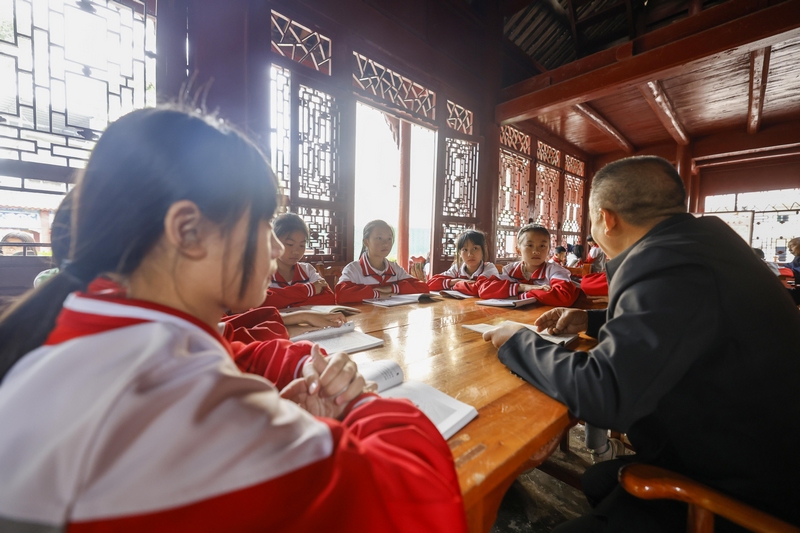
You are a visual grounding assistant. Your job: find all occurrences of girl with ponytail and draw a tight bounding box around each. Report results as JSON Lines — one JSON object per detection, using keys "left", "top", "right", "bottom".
{"left": 0, "top": 108, "right": 466, "bottom": 532}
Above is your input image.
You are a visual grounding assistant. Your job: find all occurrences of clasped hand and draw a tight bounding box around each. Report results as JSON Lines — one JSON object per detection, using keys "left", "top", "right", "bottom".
{"left": 280, "top": 345, "right": 375, "bottom": 420}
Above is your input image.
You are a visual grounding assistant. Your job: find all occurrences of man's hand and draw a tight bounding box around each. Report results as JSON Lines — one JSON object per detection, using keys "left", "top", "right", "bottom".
{"left": 534, "top": 308, "right": 588, "bottom": 335}
{"left": 482, "top": 322, "right": 526, "bottom": 349}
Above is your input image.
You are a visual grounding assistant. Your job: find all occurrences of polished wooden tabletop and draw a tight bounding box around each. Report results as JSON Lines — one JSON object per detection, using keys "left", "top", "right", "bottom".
{"left": 344, "top": 294, "right": 604, "bottom": 533}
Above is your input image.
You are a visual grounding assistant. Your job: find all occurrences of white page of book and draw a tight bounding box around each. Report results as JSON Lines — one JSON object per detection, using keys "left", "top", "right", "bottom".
{"left": 463, "top": 322, "right": 578, "bottom": 346}
{"left": 381, "top": 381, "right": 478, "bottom": 440}
{"left": 290, "top": 321, "right": 355, "bottom": 342}
{"left": 359, "top": 360, "right": 404, "bottom": 392}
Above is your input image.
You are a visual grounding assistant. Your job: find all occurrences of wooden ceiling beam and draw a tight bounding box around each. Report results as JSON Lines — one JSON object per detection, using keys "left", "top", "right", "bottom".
{"left": 695, "top": 146, "right": 800, "bottom": 169}
{"left": 497, "top": 0, "right": 800, "bottom": 123}
{"left": 574, "top": 103, "right": 635, "bottom": 154}
{"left": 693, "top": 120, "right": 800, "bottom": 161}
{"left": 566, "top": 0, "right": 581, "bottom": 58}
{"left": 638, "top": 80, "right": 690, "bottom": 146}
{"left": 747, "top": 46, "right": 771, "bottom": 135}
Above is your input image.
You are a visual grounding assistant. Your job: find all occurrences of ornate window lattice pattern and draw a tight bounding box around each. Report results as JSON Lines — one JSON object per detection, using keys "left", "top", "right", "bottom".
{"left": 0, "top": 0, "right": 156, "bottom": 167}
{"left": 295, "top": 205, "right": 344, "bottom": 260}
{"left": 536, "top": 140, "right": 560, "bottom": 167}
{"left": 270, "top": 10, "right": 331, "bottom": 75}
{"left": 352, "top": 52, "right": 435, "bottom": 120}
{"left": 533, "top": 163, "right": 560, "bottom": 231}
{"left": 496, "top": 227, "right": 518, "bottom": 260}
{"left": 446, "top": 100, "right": 472, "bottom": 135}
{"left": 498, "top": 149, "right": 530, "bottom": 227}
{"left": 562, "top": 174, "right": 584, "bottom": 234}
{"left": 269, "top": 64, "right": 291, "bottom": 197}
{"left": 443, "top": 137, "right": 479, "bottom": 218}
{"left": 298, "top": 84, "right": 339, "bottom": 202}
{"left": 441, "top": 221, "right": 471, "bottom": 258}
{"left": 565, "top": 154, "right": 584, "bottom": 177}
{"left": 500, "top": 125, "right": 530, "bottom": 155}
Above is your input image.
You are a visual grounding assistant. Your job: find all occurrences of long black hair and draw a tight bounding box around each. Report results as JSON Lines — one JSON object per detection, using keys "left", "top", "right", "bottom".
{"left": 453, "top": 229, "right": 487, "bottom": 270}
{"left": 0, "top": 107, "right": 278, "bottom": 381}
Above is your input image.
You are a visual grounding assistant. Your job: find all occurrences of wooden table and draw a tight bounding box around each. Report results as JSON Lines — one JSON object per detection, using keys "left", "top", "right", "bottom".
{"left": 343, "top": 294, "right": 603, "bottom": 533}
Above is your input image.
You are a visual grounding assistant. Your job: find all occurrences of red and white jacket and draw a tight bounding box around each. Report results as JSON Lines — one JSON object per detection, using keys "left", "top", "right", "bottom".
{"left": 428, "top": 261, "right": 500, "bottom": 297}
{"left": 264, "top": 262, "right": 335, "bottom": 309}
{"left": 478, "top": 260, "right": 580, "bottom": 307}
{"left": 0, "top": 293, "right": 467, "bottom": 533}
{"left": 336, "top": 255, "right": 429, "bottom": 303}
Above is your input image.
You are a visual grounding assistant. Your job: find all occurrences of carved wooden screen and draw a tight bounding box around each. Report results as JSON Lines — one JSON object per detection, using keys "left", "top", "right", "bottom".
{"left": 532, "top": 141, "right": 562, "bottom": 249}
{"left": 562, "top": 154, "right": 585, "bottom": 241}
{"left": 269, "top": 10, "right": 345, "bottom": 262}
{"left": 446, "top": 100, "right": 472, "bottom": 135}
{"left": 497, "top": 125, "right": 531, "bottom": 260}
{"left": 0, "top": 0, "right": 156, "bottom": 179}
{"left": 439, "top": 136, "right": 479, "bottom": 262}
{"left": 352, "top": 51, "right": 435, "bottom": 123}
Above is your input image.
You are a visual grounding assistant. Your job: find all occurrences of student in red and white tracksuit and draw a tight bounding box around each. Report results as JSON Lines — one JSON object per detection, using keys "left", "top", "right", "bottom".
{"left": 0, "top": 292, "right": 466, "bottom": 532}
{"left": 336, "top": 220, "right": 429, "bottom": 303}
{"left": 0, "top": 108, "right": 466, "bottom": 533}
{"left": 428, "top": 229, "right": 499, "bottom": 297}
{"left": 264, "top": 213, "right": 335, "bottom": 309}
{"left": 478, "top": 224, "right": 580, "bottom": 307}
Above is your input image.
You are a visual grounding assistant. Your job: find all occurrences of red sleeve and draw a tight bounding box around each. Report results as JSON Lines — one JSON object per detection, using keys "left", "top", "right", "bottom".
{"left": 395, "top": 278, "right": 430, "bottom": 295}
{"left": 221, "top": 306, "right": 289, "bottom": 343}
{"left": 477, "top": 277, "right": 516, "bottom": 299}
{"left": 302, "top": 287, "right": 336, "bottom": 305}
{"left": 263, "top": 284, "right": 316, "bottom": 309}
{"left": 335, "top": 281, "right": 379, "bottom": 303}
{"left": 427, "top": 274, "right": 452, "bottom": 291}
{"left": 69, "top": 398, "right": 468, "bottom": 533}
{"left": 452, "top": 279, "right": 481, "bottom": 297}
{"left": 522, "top": 278, "right": 580, "bottom": 307}
{"left": 580, "top": 272, "right": 608, "bottom": 296}
{"left": 229, "top": 338, "right": 318, "bottom": 390}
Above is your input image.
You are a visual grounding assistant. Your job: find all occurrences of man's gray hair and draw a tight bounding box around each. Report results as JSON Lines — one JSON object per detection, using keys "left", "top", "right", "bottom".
{"left": 590, "top": 156, "right": 687, "bottom": 226}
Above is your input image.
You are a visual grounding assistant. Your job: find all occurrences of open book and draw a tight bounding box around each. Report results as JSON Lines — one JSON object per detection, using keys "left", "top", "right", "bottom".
{"left": 290, "top": 322, "right": 383, "bottom": 354}
{"left": 463, "top": 321, "right": 579, "bottom": 346}
{"left": 359, "top": 360, "right": 478, "bottom": 439}
{"left": 286, "top": 305, "right": 361, "bottom": 316}
{"left": 476, "top": 297, "right": 539, "bottom": 308}
{"left": 363, "top": 293, "right": 441, "bottom": 307}
{"left": 438, "top": 290, "right": 477, "bottom": 299}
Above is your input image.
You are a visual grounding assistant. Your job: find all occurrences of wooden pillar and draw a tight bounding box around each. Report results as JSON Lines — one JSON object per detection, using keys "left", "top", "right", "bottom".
{"left": 397, "top": 120, "right": 412, "bottom": 270}
{"left": 676, "top": 142, "right": 694, "bottom": 210}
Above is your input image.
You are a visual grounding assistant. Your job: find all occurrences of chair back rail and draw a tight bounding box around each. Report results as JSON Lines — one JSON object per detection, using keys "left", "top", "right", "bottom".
{"left": 619, "top": 464, "right": 800, "bottom": 533}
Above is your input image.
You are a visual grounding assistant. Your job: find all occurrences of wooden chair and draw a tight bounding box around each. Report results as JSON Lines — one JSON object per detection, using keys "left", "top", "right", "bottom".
{"left": 619, "top": 464, "right": 800, "bottom": 533}
{"left": 566, "top": 264, "right": 592, "bottom": 278}
{"left": 315, "top": 262, "right": 345, "bottom": 287}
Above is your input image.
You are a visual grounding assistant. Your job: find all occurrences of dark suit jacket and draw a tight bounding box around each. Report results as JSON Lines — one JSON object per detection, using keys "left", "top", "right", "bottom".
{"left": 499, "top": 213, "right": 800, "bottom": 524}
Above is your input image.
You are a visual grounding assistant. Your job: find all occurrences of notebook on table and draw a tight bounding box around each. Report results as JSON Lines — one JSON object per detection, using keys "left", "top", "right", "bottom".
{"left": 463, "top": 321, "right": 579, "bottom": 346}
{"left": 363, "top": 293, "right": 441, "bottom": 307}
{"left": 290, "top": 322, "right": 383, "bottom": 354}
{"left": 476, "top": 297, "right": 539, "bottom": 308}
{"left": 359, "top": 359, "right": 478, "bottom": 439}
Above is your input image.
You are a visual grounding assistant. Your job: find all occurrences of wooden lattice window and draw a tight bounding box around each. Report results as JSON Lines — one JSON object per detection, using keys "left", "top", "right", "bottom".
{"left": 498, "top": 150, "right": 529, "bottom": 228}
{"left": 294, "top": 205, "right": 344, "bottom": 261}
{"left": 0, "top": 0, "right": 156, "bottom": 169}
{"left": 565, "top": 154, "right": 584, "bottom": 177}
{"left": 270, "top": 10, "right": 331, "bottom": 75}
{"left": 268, "top": 59, "right": 346, "bottom": 261}
{"left": 446, "top": 100, "right": 472, "bottom": 135}
{"left": 496, "top": 227, "right": 518, "bottom": 260}
{"left": 536, "top": 140, "right": 560, "bottom": 167}
{"left": 443, "top": 137, "right": 478, "bottom": 218}
{"left": 562, "top": 173, "right": 585, "bottom": 234}
{"left": 352, "top": 52, "right": 435, "bottom": 120}
{"left": 533, "top": 162, "right": 560, "bottom": 233}
{"left": 441, "top": 221, "right": 472, "bottom": 259}
{"left": 500, "top": 125, "right": 530, "bottom": 155}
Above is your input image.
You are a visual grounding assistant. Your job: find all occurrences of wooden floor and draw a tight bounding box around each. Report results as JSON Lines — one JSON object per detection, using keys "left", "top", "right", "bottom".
{"left": 492, "top": 424, "right": 594, "bottom": 533}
